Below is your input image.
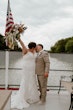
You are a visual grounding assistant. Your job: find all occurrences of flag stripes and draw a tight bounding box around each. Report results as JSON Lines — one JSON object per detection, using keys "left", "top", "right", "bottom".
{"left": 5, "top": 0, "right": 14, "bottom": 35}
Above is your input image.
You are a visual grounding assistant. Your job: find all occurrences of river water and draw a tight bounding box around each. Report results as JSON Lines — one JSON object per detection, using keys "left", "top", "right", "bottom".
{"left": 0, "top": 51, "right": 73, "bottom": 88}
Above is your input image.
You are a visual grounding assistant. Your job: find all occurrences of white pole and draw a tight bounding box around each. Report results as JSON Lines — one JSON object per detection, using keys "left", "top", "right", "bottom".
{"left": 5, "top": 50, "right": 9, "bottom": 89}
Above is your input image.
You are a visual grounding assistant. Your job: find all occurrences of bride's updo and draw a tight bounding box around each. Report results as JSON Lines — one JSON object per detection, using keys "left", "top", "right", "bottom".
{"left": 28, "top": 42, "right": 36, "bottom": 49}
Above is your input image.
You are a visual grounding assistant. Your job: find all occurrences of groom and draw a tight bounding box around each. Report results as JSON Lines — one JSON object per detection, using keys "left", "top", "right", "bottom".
{"left": 35, "top": 44, "right": 50, "bottom": 104}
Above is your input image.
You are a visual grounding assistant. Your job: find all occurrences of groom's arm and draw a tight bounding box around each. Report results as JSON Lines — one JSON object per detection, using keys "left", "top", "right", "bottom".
{"left": 43, "top": 52, "right": 50, "bottom": 77}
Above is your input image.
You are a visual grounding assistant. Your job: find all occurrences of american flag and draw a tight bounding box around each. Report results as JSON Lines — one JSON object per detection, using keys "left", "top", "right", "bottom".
{"left": 5, "top": 0, "right": 14, "bottom": 36}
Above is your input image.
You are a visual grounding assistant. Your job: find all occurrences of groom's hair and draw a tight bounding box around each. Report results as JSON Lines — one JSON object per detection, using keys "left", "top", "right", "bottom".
{"left": 28, "top": 42, "right": 36, "bottom": 49}
{"left": 38, "top": 44, "right": 43, "bottom": 49}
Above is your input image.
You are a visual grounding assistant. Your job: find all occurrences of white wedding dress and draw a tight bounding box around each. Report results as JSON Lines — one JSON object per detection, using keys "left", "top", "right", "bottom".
{"left": 11, "top": 52, "right": 39, "bottom": 109}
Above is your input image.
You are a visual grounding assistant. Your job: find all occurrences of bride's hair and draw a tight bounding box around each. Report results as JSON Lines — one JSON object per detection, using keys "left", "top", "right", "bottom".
{"left": 28, "top": 42, "right": 36, "bottom": 49}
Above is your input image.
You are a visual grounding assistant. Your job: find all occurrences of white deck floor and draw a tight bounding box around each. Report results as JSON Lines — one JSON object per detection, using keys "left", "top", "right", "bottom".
{"left": 11, "top": 90, "right": 71, "bottom": 110}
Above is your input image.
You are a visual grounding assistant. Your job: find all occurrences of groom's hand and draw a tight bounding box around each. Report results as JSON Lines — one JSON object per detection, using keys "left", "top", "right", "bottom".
{"left": 44, "top": 72, "right": 48, "bottom": 78}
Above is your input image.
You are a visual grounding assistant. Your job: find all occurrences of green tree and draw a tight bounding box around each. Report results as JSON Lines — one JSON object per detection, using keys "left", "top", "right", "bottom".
{"left": 0, "top": 34, "right": 6, "bottom": 50}
{"left": 65, "top": 40, "right": 73, "bottom": 53}
{"left": 50, "top": 37, "right": 73, "bottom": 53}
{"left": 51, "top": 39, "right": 66, "bottom": 53}
{"left": 50, "top": 46, "right": 56, "bottom": 53}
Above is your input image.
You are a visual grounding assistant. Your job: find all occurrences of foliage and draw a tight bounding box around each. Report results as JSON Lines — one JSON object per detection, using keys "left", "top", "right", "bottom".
{"left": 65, "top": 40, "right": 73, "bottom": 53}
{"left": 0, "top": 34, "right": 6, "bottom": 50}
{"left": 50, "top": 37, "right": 73, "bottom": 53}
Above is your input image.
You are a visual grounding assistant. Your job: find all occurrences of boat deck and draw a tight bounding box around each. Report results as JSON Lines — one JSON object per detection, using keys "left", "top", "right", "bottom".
{"left": 11, "top": 90, "right": 71, "bottom": 110}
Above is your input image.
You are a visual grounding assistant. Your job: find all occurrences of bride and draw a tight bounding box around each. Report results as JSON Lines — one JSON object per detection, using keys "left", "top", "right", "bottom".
{"left": 11, "top": 38, "right": 39, "bottom": 109}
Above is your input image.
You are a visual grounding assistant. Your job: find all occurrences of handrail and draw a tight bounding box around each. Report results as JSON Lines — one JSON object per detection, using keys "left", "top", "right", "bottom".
{"left": 0, "top": 68, "right": 73, "bottom": 90}
{"left": 0, "top": 68, "right": 73, "bottom": 72}
{"left": 0, "top": 68, "right": 22, "bottom": 70}
{"left": 0, "top": 84, "right": 65, "bottom": 91}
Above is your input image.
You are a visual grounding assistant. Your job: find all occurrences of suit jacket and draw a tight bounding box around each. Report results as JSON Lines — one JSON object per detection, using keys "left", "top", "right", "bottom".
{"left": 35, "top": 50, "right": 50, "bottom": 75}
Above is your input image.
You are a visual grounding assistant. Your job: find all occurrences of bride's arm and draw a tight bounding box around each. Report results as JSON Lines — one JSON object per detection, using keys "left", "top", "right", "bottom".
{"left": 18, "top": 38, "right": 28, "bottom": 54}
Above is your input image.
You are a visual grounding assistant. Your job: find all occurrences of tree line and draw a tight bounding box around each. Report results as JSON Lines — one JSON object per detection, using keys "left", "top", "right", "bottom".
{"left": 0, "top": 34, "right": 73, "bottom": 53}
{"left": 50, "top": 37, "right": 73, "bottom": 53}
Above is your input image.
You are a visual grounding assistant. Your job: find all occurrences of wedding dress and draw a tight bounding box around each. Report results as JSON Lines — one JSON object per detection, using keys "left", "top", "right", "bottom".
{"left": 11, "top": 52, "right": 39, "bottom": 109}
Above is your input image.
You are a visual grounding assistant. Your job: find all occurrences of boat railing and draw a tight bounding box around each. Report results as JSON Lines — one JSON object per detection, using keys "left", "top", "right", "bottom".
{"left": 0, "top": 67, "right": 73, "bottom": 91}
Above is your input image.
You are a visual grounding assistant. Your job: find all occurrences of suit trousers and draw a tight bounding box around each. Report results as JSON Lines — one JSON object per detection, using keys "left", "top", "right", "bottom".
{"left": 37, "top": 75, "right": 48, "bottom": 102}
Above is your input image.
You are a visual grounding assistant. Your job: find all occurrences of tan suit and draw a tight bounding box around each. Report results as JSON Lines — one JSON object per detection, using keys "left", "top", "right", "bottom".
{"left": 35, "top": 50, "right": 50, "bottom": 102}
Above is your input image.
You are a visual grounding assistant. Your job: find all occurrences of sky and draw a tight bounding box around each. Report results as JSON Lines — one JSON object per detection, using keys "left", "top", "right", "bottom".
{"left": 0, "top": 0, "right": 73, "bottom": 50}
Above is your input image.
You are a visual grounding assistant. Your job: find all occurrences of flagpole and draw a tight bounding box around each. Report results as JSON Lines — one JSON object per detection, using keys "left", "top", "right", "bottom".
{"left": 5, "top": 50, "right": 9, "bottom": 89}
{"left": 5, "top": 0, "right": 14, "bottom": 89}
{"left": 5, "top": 0, "right": 11, "bottom": 89}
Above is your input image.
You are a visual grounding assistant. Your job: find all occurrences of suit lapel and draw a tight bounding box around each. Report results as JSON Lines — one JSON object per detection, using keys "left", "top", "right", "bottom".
{"left": 39, "top": 52, "right": 42, "bottom": 56}
{"left": 38, "top": 51, "right": 44, "bottom": 57}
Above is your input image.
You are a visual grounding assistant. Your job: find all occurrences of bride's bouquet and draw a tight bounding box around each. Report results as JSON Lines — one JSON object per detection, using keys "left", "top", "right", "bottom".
{"left": 13, "top": 24, "right": 27, "bottom": 40}
{"left": 6, "top": 23, "right": 27, "bottom": 49}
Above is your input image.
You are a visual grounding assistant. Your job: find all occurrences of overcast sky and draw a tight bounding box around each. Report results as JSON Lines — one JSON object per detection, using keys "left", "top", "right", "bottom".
{"left": 0, "top": 0, "right": 73, "bottom": 50}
